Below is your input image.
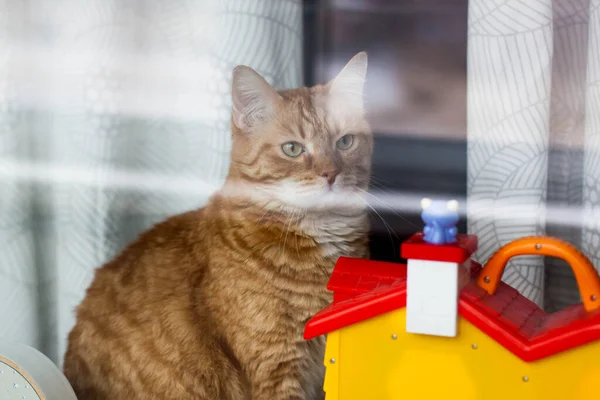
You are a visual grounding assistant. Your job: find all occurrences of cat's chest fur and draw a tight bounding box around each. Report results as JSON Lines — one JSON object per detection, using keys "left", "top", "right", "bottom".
{"left": 301, "top": 213, "right": 368, "bottom": 259}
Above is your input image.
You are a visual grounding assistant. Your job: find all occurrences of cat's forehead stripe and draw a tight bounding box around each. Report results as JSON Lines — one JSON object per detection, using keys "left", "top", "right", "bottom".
{"left": 279, "top": 88, "right": 340, "bottom": 143}
{"left": 296, "top": 114, "right": 307, "bottom": 139}
{"left": 303, "top": 98, "right": 330, "bottom": 141}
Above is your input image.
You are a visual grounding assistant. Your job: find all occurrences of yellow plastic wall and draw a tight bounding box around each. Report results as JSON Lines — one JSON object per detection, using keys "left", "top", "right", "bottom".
{"left": 322, "top": 308, "right": 600, "bottom": 400}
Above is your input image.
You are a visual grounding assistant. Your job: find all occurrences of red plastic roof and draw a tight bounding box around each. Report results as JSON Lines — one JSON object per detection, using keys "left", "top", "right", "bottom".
{"left": 327, "top": 257, "right": 406, "bottom": 303}
{"left": 400, "top": 232, "right": 478, "bottom": 263}
{"left": 304, "top": 258, "right": 600, "bottom": 362}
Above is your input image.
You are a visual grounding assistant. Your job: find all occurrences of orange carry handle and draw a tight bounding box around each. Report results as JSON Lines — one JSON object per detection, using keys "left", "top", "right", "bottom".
{"left": 477, "top": 236, "right": 600, "bottom": 313}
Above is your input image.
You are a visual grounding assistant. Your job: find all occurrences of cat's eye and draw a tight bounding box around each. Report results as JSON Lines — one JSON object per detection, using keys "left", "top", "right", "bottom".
{"left": 281, "top": 141, "right": 304, "bottom": 157}
{"left": 336, "top": 134, "right": 355, "bottom": 150}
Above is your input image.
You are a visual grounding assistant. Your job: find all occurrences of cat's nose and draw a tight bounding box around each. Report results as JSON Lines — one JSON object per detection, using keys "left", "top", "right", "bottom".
{"left": 321, "top": 170, "right": 339, "bottom": 185}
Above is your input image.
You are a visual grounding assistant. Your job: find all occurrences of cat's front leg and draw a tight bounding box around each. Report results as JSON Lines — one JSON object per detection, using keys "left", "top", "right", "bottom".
{"left": 247, "top": 350, "right": 307, "bottom": 400}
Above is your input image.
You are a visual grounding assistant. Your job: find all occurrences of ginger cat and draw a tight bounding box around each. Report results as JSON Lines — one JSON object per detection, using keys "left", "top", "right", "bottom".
{"left": 63, "top": 52, "right": 372, "bottom": 400}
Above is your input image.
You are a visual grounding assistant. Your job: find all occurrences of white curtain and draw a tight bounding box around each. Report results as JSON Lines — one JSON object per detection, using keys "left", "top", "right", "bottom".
{"left": 0, "top": 0, "right": 302, "bottom": 366}
{"left": 467, "top": 0, "right": 600, "bottom": 310}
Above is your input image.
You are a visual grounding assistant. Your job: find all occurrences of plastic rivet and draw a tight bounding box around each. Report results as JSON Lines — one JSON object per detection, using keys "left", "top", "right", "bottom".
{"left": 535, "top": 243, "right": 541, "bottom": 250}
{"left": 483, "top": 276, "right": 490, "bottom": 283}
{"left": 329, "top": 358, "right": 336, "bottom": 364}
{"left": 522, "top": 376, "right": 529, "bottom": 382}
{"left": 471, "top": 344, "right": 478, "bottom": 349}
{"left": 591, "top": 295, "right": 597, "bottom": 301}
{"left": 391, "top": 334, "right": 398, "bottom": 340}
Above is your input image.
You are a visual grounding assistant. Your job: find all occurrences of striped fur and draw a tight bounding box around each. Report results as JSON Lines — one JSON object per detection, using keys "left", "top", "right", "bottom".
{"left": 63, "top": 52, "right": 372, "bottom": 400}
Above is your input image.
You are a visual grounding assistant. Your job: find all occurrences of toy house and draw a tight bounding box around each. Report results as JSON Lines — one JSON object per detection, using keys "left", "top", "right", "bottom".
{"left": 304, "top": 199, "right": 600, "bottom": 400}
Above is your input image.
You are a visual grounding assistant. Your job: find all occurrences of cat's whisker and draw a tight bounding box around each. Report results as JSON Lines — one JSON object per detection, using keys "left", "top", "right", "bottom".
{"left": 368, "top": 180, "right": 393, "bottom": 192}
{"left": 368, "top": 180, "right": 404, "bottom": 199}
{"left": 256, "top": 208, "right": 272, "bottom": 225}
{"left": 370, "top": 205, "right": 399, "bottom": 240}
{"left": 278, "top": 207, "right": 297, "bottom": 257}
{"left": 353, "top": 192, "right": 397, "bottom": 255}
{"left": 368, "top": 176, "right": 393, "bottom": 186}
{"left": 294, "top": 226, "right": 301, "bottom": 259}
{"left": 282, "top": 209, "right": 297, "bottom": 253}
{"left": 357, "top": 187, "right": 420, "bottom": 230}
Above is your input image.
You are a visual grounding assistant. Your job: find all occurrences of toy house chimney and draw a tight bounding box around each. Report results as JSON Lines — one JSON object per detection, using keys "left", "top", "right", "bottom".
{"left": 400, "top": 199, "right": 478, "bottom": 337}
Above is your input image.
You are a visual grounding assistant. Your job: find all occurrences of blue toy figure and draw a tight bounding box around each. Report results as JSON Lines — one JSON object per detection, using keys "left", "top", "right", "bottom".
{"left": 420, "top": 198, "right": 459, "bottom": 244}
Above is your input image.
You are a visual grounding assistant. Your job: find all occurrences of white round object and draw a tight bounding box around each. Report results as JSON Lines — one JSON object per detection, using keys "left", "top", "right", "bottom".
{"left": 0, "top": 342, "right": 78, "bottom": 400}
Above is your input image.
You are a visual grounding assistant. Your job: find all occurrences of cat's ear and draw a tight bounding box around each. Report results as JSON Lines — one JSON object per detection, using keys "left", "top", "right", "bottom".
{"left": 231, "top": 66, "right": 281, "bottom": 132}
{"left": 328, "top": 51, "right": 368, "bottom": 112}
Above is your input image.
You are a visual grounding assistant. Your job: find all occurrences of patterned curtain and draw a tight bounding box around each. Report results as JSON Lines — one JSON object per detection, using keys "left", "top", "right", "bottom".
{"left": 467, "top": 0, "right": 600, "bottom": 311}
{"left": 0, "top": 0, "right": 302, "bottom": 366}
